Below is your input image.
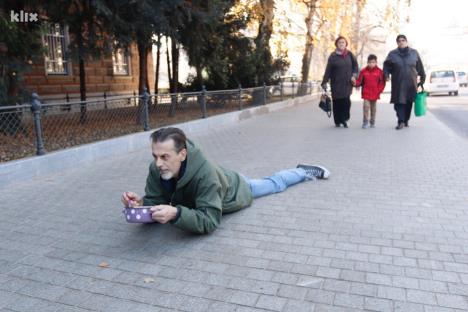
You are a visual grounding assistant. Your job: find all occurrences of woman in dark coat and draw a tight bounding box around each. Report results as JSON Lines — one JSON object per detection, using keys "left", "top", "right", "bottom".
{"left": 321, "top": 36, "right": 358, "bottom": 128}
{"left": 383, "top": 34, "right": 426, "bottom": 130}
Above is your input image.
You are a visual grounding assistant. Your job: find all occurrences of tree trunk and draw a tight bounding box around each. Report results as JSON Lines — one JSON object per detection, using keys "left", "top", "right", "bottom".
{"left": 77, "top": 31, "right": 87, "bottom": 124}
{"left": 6, "top": 73, "right": 19, "bottom": 104}
{"left": 151, "top": 35, "right": 161, "bottom": 109}
{"left": 171, "top": 38, "right": 179, "bottom": 94}
{"left": 169, "top": 37, "right": 179, "bottom": 117}
{"left": 352, "top": 0, "right": 365, "bottom": 59}
{"left": 195, "top": 61, "right": 204, "bottom": 112}
{"left": 78, "top": 58, "right": 86, "bottom": 102}
{"left": 358, "top": 36, "right": 367, "bottom": 65}
{"left": 137, "top": 35, "right": 149, "bottom": 125}
{"left": 166, "top": 36, "right": 172, "bottom": 92}
{"left": 195, "top": 61, "right": 203, "bottom": 90}
{"left": 78, "top": 57, "right": 87, "bottom": 123}
{"left": 154, "top": 34, "right": 161, "bottom": 95}
{"left": 137, "top": 37, "right": 148, "bottom": 94}
{"left": 255, "top": 0, "right": 275, "bottom": 85}
{"left": 146, "top": 45, "right": 152, "bottom": 108}
{"left": 301, "top": 0, "right": 318, "bottom": 85}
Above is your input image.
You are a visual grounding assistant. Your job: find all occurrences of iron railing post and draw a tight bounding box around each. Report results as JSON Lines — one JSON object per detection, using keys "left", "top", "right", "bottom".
{"left": 280, "top": 80, "right": 284, "bottom": 101}
{"left": 31, "top": 92, "right": 46, "bottom": 156}
{"left": 201, "top": 85, "right": 207, "bottom": 118}
{"left": 238, "top": 84, "right": 243, "bottom": 110}
{"left": 292, "top": 80, "right": 295, "bottom": 99}
{"left": 263, "top": 82, "right": 267, "bottom": 105}
{"left": 64, "top": 93, "right": 71, "bottom": 111}
{"left": 141, "top": 87, "right": 150, "bottom": 131}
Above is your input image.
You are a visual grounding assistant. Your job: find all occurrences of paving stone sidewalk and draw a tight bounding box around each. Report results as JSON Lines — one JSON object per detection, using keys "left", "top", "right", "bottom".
{"left": 1, "top": 94, "right": 468, "bottom": 312}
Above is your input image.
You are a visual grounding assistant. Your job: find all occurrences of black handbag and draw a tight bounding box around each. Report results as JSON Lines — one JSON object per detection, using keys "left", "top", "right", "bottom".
{"left": 319, "top": 93, "right": 332, "bottom": 118}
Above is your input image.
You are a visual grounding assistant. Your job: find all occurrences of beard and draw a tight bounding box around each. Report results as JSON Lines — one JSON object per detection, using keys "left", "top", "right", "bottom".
{"left": 160, "top": 170, "right": 174, "bottom": 180}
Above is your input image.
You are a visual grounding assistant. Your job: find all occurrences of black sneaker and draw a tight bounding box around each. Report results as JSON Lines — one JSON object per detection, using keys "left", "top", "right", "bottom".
{"left": 297, "top": 164, "right": 330, "bottom": 179}
{"left": 342, "top": 122, "right": 348, "bottom": 128}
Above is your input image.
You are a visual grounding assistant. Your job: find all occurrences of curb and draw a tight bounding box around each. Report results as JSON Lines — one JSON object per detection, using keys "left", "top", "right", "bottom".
{"left": 0, "top": 94, "right": 319, "bottom": 187}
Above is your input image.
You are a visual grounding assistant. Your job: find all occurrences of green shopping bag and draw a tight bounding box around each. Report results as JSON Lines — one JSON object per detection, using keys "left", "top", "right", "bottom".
{"left": 414, "top": 91, "right": 427, "bottom": 117}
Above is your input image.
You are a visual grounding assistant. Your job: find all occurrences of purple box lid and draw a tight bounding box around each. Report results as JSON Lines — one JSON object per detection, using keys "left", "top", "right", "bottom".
{"left": 123, "top": 206, "right": 154, "bottom": 223}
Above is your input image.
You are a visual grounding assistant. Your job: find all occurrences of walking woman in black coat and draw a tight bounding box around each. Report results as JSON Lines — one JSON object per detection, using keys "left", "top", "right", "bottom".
{"left": 321, "top": 36, "right": 358, "bottom": 128}
{"left": 383, "top": 34, "right": 426, "bottom": 130}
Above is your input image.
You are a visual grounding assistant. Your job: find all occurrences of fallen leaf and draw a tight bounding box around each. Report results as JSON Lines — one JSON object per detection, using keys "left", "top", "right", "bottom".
{"left": 98, "top": 261, "right": 109, "bottom": 268}
{"left": 143, "top": 277, "right": 155, "bottom": 283}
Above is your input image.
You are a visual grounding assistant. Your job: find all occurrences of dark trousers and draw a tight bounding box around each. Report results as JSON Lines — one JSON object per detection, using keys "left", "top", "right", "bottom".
{"left": 394, "top": 102, "right": 413, "bottom": 124}
{"left": 332, "top": 97, "right": 351, "bottom": 125}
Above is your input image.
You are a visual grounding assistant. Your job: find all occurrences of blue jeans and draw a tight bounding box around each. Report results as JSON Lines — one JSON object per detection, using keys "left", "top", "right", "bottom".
{"left": 242, "top": 168, "right": 309, "bottom": 198}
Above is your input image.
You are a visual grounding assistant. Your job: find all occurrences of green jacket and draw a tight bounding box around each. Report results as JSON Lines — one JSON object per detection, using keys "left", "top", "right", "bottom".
{"left": 142, "top": 139, "right": 253, "bottom": 234}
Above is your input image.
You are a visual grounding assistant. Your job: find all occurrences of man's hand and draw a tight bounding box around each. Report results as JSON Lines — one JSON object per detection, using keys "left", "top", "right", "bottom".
{"left": 121, "top": 191, "right": 142, "bottom": 207}
{"left": 351, "top": 77, "right": 356, "bottom": 86}
{"left": 150, "top": 205, "right": 178, "bottom": 224}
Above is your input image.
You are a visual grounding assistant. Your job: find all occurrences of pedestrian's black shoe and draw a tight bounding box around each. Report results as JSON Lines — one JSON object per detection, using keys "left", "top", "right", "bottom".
{"left": 335, "top": 123, "right": 341, "bottom": 127}
{"left": 395, "top": 123, "right": 404, "bottom": 130}
{"left": 342, "top": 122, "right": 348, "bottom": 128}
{"left": 404, "top": 122, "right": 409, "bottom": 127}
{"left": 297, "top": 164, "right": 330, "bottom": 179}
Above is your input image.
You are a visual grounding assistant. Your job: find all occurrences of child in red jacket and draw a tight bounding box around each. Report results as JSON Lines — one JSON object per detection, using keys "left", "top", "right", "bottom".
{"left": 355, "top": 54, "right": 386, "bottom": 128}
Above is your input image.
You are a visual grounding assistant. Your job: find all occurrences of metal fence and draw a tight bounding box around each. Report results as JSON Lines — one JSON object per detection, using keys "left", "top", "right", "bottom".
{"left": 0, "top": 82, "right": 319, "bottom": 162}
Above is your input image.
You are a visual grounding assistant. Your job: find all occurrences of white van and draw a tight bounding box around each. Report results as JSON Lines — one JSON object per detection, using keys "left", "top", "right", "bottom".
{"left": 427, "top": 70, "right": 459, "bottom": 96}
{"left": 457, "top": 71, "right": 467, "bottom": 87}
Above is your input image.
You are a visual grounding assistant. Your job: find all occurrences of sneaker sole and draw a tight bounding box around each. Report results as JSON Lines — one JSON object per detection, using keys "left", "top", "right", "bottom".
{"left": 316, "top": 165, "right": 330, "bottom": 179}
{"left": 297, "top": 164, "right": 331, "bottom": 179}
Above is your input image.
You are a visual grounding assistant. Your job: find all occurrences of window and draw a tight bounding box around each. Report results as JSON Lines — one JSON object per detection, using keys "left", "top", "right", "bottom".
{"left": 431, "top": 71, "right": 455, "bottom": 78}
{"left": 112, "top": 48, "right": 130, "bottom": 75}
{"left": 42, "top": 24, "right": 70, "bottom": 75}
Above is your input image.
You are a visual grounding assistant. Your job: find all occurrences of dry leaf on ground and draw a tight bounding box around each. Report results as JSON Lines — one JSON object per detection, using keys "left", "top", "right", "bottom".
{"left": 98, "top": 261, "right": 109, "bottom": 268}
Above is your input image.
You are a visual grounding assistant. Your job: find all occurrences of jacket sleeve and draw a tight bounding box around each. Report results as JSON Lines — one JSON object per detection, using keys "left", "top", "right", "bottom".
{"left": 355, "top": 69, "right": 364, "bottom": 87}
{"left": 350, "top": 53, "right": 359, "bottom": 78}
{"left": 171, "top": 179, "right": 222, "bottom": 234}
{"left": 142, "top": 163, "right": 168, "bottom": 206}
{"left": 416, "top": 51, "right": 426, "bottom": 84}
{"left": 321, "top": 55, "right": 332, "bottom": 90}
{"left": 383, "top": 54, "right": 392, "bottom": 80}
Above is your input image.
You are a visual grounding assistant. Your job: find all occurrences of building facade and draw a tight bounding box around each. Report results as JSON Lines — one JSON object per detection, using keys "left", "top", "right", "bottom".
{"left": 23, "top": 23, "right": 154, "bottom": 103}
